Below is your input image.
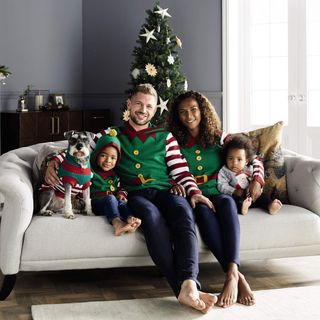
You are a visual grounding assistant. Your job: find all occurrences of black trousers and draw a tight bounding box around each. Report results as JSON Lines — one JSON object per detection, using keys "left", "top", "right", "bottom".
{"left": 233, "top": 191, "right": 273, "bottom": 214}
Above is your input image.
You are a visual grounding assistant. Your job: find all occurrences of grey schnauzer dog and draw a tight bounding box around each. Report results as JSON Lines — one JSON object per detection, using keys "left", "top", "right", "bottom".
{"left": 38, "top": 130, "right": 95, "bottom": 219}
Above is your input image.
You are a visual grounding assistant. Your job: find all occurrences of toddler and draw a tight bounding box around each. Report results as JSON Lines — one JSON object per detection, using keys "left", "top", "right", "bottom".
{"left": 218, "top": 134, "right": 282, "bottom": 215}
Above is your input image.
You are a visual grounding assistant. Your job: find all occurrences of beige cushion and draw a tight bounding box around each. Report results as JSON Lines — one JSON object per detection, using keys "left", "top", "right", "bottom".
{"left": 243, "top": 121, "right": 288, "bottom": 203}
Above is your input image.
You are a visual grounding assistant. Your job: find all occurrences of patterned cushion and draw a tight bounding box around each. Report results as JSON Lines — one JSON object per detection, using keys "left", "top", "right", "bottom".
{"left": 243, "top": 121, "right": 289, "bottom": 203}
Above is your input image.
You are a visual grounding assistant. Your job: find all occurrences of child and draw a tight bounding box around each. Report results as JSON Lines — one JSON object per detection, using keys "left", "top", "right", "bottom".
{"left": 90, "top": 129, "right": 141, "bottom": 235}
{"left": 217, "top": 134, "right": 282, "bottom": 215}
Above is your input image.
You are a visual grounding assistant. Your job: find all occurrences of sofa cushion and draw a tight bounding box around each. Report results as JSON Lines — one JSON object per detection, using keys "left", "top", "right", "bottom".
{"left": 20, "top": 204, "right": 320, "bottom": 271}
{"left": 197, "top": 204, "right": 320, "bottom": 259}
{"left": 21, "top": 215, "right": 149, "bottom": 263}
{"left": 240, "top": 204, "right": 320, "bottom": 246}
{"left": 242, "top": 121, "right": 288, "bottom": 203}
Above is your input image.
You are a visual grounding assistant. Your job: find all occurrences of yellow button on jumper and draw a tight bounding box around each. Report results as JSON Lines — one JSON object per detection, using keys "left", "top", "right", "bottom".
{"left": 197, "top": 165, "right": 203, "bottom": 171}
{"left": 110, "top": 185, "right": 115, "bottom": 192}
{"left": 133, "top": 150, "right": 139, "bottom": 155}
{"left": 108, "top": 180, "right": 113, "bottom": 184}
{"left": 195, "top": 150, "right": 201, "bottom": 154}
{"left": 135, "top": 163, "right": 141, "bottom": 169}
{"left": 196, "top": 155, "right": 202, "bottom": 161}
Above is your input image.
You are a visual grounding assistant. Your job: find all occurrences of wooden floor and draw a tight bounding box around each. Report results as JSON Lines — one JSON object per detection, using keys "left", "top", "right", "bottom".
{"left": 0, "top": 255, "right": 320, "bottom": 319}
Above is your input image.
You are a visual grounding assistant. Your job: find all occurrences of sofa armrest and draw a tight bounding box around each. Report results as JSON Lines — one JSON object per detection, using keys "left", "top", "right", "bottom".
{"left": 0, "top": 174, "right": 34, "bottom": 275}
{"left": 285, "top": 154, "right": 320, "bottom": 216}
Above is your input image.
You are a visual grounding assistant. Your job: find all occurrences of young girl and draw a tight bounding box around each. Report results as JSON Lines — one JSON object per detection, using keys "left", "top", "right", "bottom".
{"left": 90, "top": 129, "right": 141, "bottom": 236}
{"left": 218, "top": 134, "right": 282, "bottom": 215}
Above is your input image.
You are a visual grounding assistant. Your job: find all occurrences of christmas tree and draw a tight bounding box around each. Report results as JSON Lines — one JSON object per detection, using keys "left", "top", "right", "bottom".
{"left": 125, "top": 1, "right": 188, "bottom": 125}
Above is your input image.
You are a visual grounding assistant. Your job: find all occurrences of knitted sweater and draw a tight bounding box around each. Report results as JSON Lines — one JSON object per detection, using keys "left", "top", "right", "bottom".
{"left": 180, "top": 133, "right": 264, "bottom": 198}
{"left": 94, "top": 123, "right": 201, "bottom": 196}
{"left": 217, "top": 165, "right": 255, "bottom": 196}
{"left": 40, "top": 151, "right": 92, "bottom": 198}
{"left": 90, "top": 170, "right": 124, "bottom": 199}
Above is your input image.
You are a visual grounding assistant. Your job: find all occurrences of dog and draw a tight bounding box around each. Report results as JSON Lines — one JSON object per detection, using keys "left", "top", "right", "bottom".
{"left": 38, "top": 130, "right": 95, "bottom": 219}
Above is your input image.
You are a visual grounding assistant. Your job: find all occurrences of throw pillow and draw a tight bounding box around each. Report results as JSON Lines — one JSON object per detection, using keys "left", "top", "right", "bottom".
{"left": 242, "top": 121, "right": 289, "bottom": 203}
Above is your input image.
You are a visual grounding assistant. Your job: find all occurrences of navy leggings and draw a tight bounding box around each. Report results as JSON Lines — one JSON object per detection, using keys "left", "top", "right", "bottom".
{"left": 233, "top": 191, "right": 273, "bottom": 214}
{"left": 128, "top": 189, "right": 199, "bottom": 297}
{"left": 195, "top": 194, "right": 240, "bottom": 272}
{"left": 91, "top": 195, "right": 133, "bottom": 223}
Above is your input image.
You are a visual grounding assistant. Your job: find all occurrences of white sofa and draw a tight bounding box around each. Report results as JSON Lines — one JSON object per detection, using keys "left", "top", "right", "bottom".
{"left": 0, "top": 141, "right": 319, "bottom": 300}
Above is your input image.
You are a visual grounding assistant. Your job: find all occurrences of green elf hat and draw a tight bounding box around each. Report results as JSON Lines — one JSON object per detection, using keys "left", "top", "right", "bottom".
{"left": 91, "top": 128, "right": 121, "bottom": 166}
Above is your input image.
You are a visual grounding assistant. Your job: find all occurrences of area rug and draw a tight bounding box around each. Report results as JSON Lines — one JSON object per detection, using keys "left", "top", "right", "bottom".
{"left": 31, "top": 285, "right": 320, "bottom": 320}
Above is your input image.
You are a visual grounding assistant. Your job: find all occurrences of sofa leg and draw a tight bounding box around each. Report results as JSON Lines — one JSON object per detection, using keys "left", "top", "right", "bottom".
{"left": 0, "top": 274, "right": 17, "bottom": 300}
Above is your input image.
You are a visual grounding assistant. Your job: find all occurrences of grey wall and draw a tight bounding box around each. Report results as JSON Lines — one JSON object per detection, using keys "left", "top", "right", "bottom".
{"left": 0, "top": 0, "right": 222, "bottom": 123}
{"left": 0, "top": 0, "right": 83, "bottom": 110}
{"left": 83, "top": 0, "right": 222, "bottom": 124}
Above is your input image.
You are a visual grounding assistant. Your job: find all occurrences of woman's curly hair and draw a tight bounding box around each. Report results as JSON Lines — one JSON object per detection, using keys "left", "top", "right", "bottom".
{"left": 165, "top": 91, "right": 221, "bottom": 148}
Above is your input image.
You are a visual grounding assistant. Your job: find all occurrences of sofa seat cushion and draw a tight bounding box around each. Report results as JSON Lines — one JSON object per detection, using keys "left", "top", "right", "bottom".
{"left": 20, "top": 205, "right": 320, "bottom": 271}
{"left": 197, "top": 205, "right": 320, "bottom": 257}
{"left": 239, "top": 205, "right": 320, "bottom": 256}
{"left": 21, "top": 215, "right": 151, "bottom": 268}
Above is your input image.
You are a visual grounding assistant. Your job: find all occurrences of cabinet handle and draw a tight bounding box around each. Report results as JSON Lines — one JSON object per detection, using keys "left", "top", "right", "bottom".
{"left": 50, "top": 117, "right": 55, "bottom": 135}
{"left": 92, "top": 116, "right": 105, "bottom": 120}
{"left": 55, "top": 116, "right": 60, "bottom": 135}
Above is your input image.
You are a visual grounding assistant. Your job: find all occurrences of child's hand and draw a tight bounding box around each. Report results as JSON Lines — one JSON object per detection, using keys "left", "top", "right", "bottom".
{"left": 117, "top": 193, "right": 127, "bottom": 202}
{"left": 170, "top": 184, "right": 186, "bottom": 197}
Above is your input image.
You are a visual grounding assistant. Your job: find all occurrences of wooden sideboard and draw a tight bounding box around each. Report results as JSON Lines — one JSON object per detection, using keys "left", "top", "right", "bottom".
{"left": 1, "top": 109, "right": 113, "bottom": 154}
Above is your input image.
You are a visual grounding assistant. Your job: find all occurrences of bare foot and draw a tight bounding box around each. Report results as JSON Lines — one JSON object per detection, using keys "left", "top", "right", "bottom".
{"left": 217, "top": 270, "right": 238, "bottom": 308}
{"left": 241, "top": 197, "right": 252, "bottom": 215}
{"left": 126, "top": 216, "right": 141, "bottom": 233}
{"left": 199, "top": 291, "right": 218, "bottom": 313}
{"left": 237, "top": 272, "right": 255, "bottom": 306}
{"left": 268, "top": 199, "right": 282, "bottom": 215}
{"left": 178, "top": 279, "right": 216, "bottom": 314}
{"left": 112, "top": 218, "right": 135, "bottom": 236}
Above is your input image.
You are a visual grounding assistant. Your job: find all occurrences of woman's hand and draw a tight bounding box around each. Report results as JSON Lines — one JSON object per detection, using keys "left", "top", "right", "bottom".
{"left": 170, "top": 184, "right": 186, "bottom": 197}
{"left": 44, "top": 160, "right": 60, "bottom": 186}
{"left": 248, "top": 180, "right": 262, "bottom": 202}
{"left": 190, "top": 194, "right": 215, "bottom": 211}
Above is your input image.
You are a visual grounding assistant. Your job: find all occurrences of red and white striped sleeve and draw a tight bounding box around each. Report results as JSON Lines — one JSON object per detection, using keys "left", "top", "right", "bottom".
{"left": 252, "top": 157, "right": 265, "bottom": 186}
{"left": 90, "top": 129, "right": 110, "bottom": 151}
{"left": 165, "top": 133, "right": 201, "bottom": 197}
{"left": 51, "top": 151, "right": 66, "bottom": 164}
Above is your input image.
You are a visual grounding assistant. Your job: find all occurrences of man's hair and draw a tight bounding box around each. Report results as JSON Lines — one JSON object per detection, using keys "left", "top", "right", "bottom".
{"left": 130, "top": 83, "right": 158, "bottom": 103}
{"left": 222, "top": 134, "right": 255, "bottom": 164}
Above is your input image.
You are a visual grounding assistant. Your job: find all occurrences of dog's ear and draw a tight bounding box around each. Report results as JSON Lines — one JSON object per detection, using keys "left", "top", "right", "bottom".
{"left": 86, "top": 131, "right": 96, "bottom": 142}
{"left": 64, "top": 130, "right": 75, "bottom": 140}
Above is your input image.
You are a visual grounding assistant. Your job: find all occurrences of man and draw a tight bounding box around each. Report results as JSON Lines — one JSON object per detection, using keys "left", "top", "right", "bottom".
{"left": 45, "top": 84, "right": 217, "bottom": 313}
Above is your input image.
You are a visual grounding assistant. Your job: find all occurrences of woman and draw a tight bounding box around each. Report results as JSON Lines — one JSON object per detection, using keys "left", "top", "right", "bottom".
{"left": 166, "top": 91, "right": 264, "bottom": 308}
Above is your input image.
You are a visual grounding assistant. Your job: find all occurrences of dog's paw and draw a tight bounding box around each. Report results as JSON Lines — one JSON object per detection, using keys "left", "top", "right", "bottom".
{"left": 39, "top": 210, "right": 54, "bottom": 216}
{"left": 65, "top": 214, "right": 75, "bottom": 219}
{"left": 85, "top": 209, "right": 95, "bottom": 216}
{"left": 64, "top": 211, "right": 75, "bottom": 219}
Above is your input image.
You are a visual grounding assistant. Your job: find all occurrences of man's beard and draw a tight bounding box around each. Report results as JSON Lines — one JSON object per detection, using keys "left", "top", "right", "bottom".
{"left": 130, "top": 113, "right": 151, "bottom": 126}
